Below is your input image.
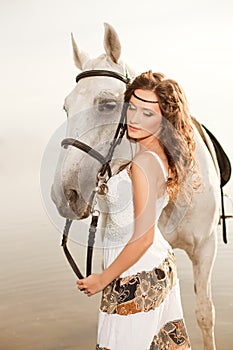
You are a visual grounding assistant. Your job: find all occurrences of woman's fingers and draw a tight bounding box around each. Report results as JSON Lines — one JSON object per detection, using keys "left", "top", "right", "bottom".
{"left": 77, "top": 279, "right": 87, "bottom": 291}
{"left": 76, "top": 279, "right": 93, "bottom": 296}
{"left": 81, "top": 287, "right": 92, "bottom": 296}
{"left": 76, "top": 276, "right": 97, "bottom": 297}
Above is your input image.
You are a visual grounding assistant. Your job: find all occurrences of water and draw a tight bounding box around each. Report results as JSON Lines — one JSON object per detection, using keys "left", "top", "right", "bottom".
{"left": 0, "top": 214, "right": 233, "bottom": 350}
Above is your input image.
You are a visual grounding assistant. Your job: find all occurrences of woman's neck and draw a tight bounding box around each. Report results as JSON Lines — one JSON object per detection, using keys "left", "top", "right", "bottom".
{"left": 136, "top": 135, "right": 162, "bottom": 154}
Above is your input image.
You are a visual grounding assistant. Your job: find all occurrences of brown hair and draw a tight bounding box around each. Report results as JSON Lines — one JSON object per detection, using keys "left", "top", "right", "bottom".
{"left": 124, "top": 71, "right": 200, "bottom": 201}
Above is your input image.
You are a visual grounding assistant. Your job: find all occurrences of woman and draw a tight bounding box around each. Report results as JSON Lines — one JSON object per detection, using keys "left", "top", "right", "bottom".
{"left": 77, "top": 71, "right": 197, "bottom": 349}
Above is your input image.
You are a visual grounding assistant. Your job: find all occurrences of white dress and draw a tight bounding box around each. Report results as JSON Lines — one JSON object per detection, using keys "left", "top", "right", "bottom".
{"left": 96, "top": 152, "right": 191, "bottom": 350}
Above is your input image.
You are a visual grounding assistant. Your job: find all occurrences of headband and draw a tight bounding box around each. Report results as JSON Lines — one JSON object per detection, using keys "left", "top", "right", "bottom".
{"left": 132, "top": 91, "right": 159, "bottom": 104}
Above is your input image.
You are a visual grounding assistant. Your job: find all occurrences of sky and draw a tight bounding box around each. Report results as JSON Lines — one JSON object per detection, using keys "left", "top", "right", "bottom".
{"left": 0, "top": 0, "right": 233, "bottom": 223}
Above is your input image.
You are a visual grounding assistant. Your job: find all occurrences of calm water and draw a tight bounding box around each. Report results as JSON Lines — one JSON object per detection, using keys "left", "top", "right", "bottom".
{"left": 0, "top": 214, "right": 233, "bottom": 350}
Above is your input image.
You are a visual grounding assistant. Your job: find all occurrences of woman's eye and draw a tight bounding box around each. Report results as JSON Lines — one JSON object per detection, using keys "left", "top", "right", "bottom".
{"left": 143, "top": 112, "right": 153, "bottom": 117}
{"left": 128, "top": 104, "right": 136, "bottom": 111}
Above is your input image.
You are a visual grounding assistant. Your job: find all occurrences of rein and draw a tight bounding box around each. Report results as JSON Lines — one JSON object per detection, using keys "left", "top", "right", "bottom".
{"left": 61, "top": 69, "right": 130, "bottom": 279}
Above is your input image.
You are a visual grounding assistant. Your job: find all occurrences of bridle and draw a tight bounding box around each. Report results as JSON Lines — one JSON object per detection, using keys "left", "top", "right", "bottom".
{"left": 60, "top": 69, "right": 130, "bottom": 279}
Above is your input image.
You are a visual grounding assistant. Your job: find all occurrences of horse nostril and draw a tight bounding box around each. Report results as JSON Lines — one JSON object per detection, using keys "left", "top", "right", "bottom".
{"left": 65, "top": 189, "right": 79, "bottom": 204}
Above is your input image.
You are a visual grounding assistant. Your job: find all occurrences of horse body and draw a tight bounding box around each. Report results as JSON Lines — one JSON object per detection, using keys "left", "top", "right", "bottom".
{"left": 51, "top": 23, "right": 220, "bottom": 350}
{"left": 160, "top": 126, "right": 220, "bottom": 349}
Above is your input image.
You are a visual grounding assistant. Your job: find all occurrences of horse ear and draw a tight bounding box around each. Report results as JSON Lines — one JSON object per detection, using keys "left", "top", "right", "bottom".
{"left": 103, "top": 23, "right": 121, "bottom": 63}
{"left": 71, "top": 33, "right": 89, "bottom": 70}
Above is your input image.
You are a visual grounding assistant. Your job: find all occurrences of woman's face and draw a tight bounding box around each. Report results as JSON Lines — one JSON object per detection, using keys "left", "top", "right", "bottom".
{"left": 126, "top": 89, "right": 162, "bottom": 141}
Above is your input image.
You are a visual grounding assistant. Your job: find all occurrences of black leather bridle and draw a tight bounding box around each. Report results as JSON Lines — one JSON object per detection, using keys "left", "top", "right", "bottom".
{"left": 61, "top": 69, "right": 130, "bottom": 279}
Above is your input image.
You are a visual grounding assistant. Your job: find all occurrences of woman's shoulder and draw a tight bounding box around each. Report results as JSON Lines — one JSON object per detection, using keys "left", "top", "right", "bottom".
{"left": 132, "top": 151, "right": 168, "bottom": 179}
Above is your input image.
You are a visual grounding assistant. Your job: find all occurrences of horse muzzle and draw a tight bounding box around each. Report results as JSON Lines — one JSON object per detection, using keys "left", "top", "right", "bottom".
{"left": 51, "top": 185, "right": 92, "bottom": 220}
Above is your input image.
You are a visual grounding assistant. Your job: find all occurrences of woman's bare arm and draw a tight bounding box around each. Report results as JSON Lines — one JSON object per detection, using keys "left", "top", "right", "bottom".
{"left": 77, "top": 152, "right": 166, "bottom": 295}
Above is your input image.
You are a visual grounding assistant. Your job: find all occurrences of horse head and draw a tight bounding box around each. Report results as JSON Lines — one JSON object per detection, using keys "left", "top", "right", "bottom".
{"left": 51, "top": 23, "right": 134, "bottom": 220}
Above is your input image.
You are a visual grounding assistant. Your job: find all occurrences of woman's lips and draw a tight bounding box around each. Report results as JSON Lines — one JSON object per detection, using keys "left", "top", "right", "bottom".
{"left": 128, "top": 125, "right": 141, "bottom": 132}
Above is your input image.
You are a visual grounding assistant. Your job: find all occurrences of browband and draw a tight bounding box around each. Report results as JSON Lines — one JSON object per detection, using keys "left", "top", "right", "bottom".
{"left": 132, "top": 91, "right": 159, "bottom": 104}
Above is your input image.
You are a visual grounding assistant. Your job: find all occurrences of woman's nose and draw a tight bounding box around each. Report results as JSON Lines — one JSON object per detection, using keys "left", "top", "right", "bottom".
{"left": 129, "top": 110, "right": 141, "bottom": 124}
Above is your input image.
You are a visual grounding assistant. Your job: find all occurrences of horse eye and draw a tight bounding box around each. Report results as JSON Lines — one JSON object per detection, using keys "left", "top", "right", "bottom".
{"left": 97, "top": 100, "right": 117, "bottom": 113}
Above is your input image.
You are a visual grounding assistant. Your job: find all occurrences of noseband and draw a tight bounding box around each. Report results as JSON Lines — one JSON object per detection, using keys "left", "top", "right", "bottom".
{"left": 61, "top": 69, "right": 130, "bottom": 279}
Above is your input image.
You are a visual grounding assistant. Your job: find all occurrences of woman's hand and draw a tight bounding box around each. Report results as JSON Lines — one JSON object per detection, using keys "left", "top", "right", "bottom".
{"left": 76, "top": 273, "right": 105, "bottom": 297}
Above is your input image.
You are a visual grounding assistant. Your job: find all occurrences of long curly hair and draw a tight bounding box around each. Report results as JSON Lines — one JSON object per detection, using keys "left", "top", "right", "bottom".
{"left": 124, "top": 71, "right": 200, "bottom": 201}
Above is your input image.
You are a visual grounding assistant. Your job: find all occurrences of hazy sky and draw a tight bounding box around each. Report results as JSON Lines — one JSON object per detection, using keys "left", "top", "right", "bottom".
{"left": 0, "top": 0, "right": 232, "bottom": 218}
{"left": 1, "top": 0, "right": 232, "bottom": 137}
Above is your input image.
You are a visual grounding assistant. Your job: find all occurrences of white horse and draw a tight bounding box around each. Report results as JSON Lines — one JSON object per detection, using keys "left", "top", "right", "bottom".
{"left": 51, "top": 23, "right": 220, "bottom": 350}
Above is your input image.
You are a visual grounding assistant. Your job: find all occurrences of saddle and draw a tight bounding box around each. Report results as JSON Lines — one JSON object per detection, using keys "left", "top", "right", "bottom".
{"left": 192, "top": 117, "right": 232, "bottom": 243}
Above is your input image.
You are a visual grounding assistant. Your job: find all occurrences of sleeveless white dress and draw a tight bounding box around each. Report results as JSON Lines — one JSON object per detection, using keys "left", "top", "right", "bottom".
{"left": 96, "top": 152, "right": 191, "bottom": 350}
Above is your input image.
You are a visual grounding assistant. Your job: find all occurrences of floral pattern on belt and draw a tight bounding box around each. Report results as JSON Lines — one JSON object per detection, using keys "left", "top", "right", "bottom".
{"left": 149, "top": 319, "right": 191, "bottom": 350}
{"left": 100, "top": 250, "right": 176, "bottom": 315}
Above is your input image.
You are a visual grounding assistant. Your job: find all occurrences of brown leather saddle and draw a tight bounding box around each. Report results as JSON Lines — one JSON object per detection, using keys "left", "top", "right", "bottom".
{"left": 192, "top": 117, "right": 232, "bottom": 243}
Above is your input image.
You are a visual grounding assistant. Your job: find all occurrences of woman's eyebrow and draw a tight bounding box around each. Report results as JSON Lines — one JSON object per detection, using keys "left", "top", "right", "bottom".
{"left": 142, "top": 107, "right": 156, "bottom": 113}
{"left": 144, "top": 107, "right": 163, "bottom": 117}
{"left": 129, "top": 101, "right": 155, "bottom": 113}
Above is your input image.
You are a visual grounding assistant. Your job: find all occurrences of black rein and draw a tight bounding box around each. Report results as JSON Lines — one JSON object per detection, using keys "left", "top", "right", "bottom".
{"left": 61, "top": 69, "right": 130, "bottom": 279}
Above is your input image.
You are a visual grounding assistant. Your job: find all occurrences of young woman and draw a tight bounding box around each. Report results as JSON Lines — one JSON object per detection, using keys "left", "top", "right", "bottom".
{"left": 77, "top": 71, "right": 197, "bottom": 349}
